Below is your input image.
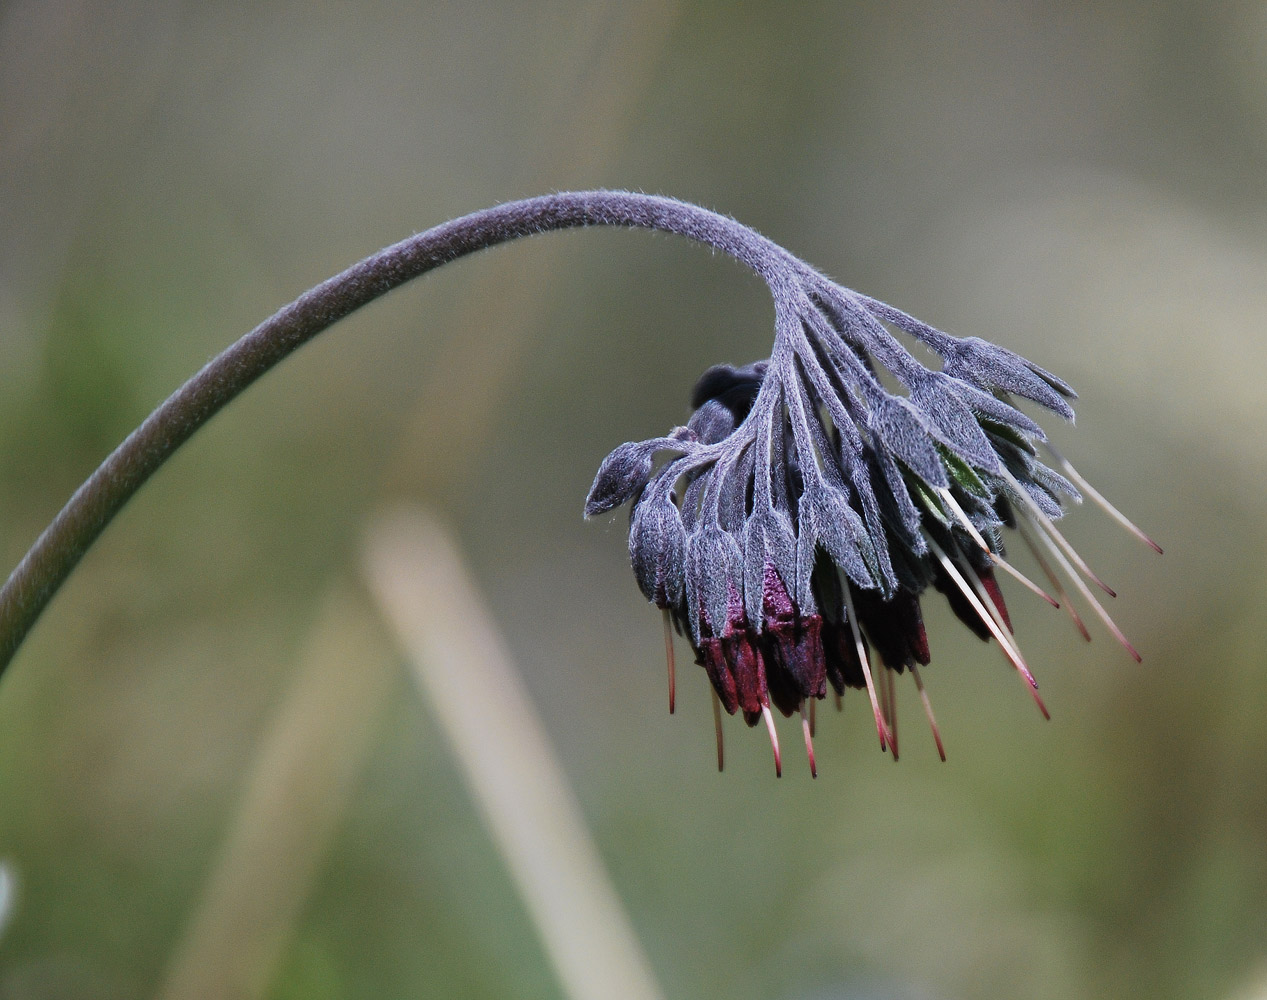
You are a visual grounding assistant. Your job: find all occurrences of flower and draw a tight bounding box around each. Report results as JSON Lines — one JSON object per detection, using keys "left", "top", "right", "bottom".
{"left": 585, "top": 243, "right": 1159, "bottom": 777}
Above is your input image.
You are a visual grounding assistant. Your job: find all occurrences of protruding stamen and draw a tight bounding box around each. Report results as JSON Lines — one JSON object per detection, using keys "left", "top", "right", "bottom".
{"left": 800, "top": 703, "right": 817, "bottom": 778}
{"left": 925, "top": 534, "right": 1050, "bottom": 719}
{"left": 958, "top": 550, "right": 1050, "bottom": 719}
{"left": 938, "top": 488, "right": 990, "bottom": 552}
{"left": 885, "top": 667, "right": 899, "bottom": 761}
{"left": 874, "top": 660, "right": 898, "bottom": 760}
{"left": 911, "top": 665, "right": 946, "bottom": 761}
{"left": 1000, "top": 467, "right": 1117, "bottom": 598}
{"left": 808, "top": 696, "right": 817, "bottom": 737}
{"left": 992, "top": 554, "right": 1060, "bottom": 608}
{"left": 761, "top": 702, "right": 782, "bottom": 778}
{"left": 842, "top": 583, "right": 893, "bottom": 751}
{"left": 833, "top": 691, "right": 843, "bottom": 712}
{"left": 662, "top": 609, "right": 676, "bottom": 715}
{"left": 1045, "top": 444, "right": 1163, "bottom": 554}
{"left": 1018, "top": 507, "right": 1142, "bottom": 663}
{"left": 953, "top": 539, "right": 1020, "bottom": 643}
{"left": 937, "top": 487, "right": 1058, "bottom": 608}
{"left": 711, "top": 687, "right": 725, "bottom": 773}
{"left": 1018, "top": 522, "right": 1091, "bottom": 641}
{"left": 876, "top": 657, "right": 891, "bottom": 727}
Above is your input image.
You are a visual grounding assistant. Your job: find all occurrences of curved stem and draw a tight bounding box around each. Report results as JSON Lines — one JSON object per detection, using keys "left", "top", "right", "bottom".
{"left": 0, "top": 191, "right": 796, "bottom": 676}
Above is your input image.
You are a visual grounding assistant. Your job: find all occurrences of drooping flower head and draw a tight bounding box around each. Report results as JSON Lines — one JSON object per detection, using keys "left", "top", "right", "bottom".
{"left": 586, "top": 240, "right": 1160, "bottom": 777}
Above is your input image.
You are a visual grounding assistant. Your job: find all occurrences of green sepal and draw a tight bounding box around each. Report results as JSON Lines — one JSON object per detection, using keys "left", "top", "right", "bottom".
{"left": 980, "top": 418, "right": 1036, "bottom": 456}
{"left": 906, "top": 473, "right": 951, "bottom": 527}
{"left": 936, "top": 444, "right": 989, "bottom": 497}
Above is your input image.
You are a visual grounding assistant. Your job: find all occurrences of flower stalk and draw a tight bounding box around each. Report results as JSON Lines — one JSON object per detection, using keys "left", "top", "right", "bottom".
{"left": 0, "top": 191, "right": 798, "bottom": 676}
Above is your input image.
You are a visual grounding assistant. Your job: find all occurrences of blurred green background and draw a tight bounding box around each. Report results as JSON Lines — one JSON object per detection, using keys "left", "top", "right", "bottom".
{"left": 2, "top": 2, "right": 1266, "bottom": 998}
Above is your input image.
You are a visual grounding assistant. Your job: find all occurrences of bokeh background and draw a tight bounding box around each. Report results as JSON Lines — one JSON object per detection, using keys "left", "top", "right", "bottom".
{"left": 2, "top": 2, "right": 1266, "bottom": 998}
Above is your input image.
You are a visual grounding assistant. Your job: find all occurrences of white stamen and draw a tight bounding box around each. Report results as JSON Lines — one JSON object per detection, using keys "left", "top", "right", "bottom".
{"left": 938, "top": 487, "right": 1059, "bottom": 607}
{"left": 938, "top": 487, "right": 990, "bottom": 552}
{"left": 799, "top": 703, "right": 817, "bottom": 778}
{"left": 1045, "top": 444, "right": 1163, "bottom": 554}
{"left": 1017, "top": 520, "right": 1091, "bottom": 641}
{"left": 874, "top": 657, "right": 897, "bottom": 761}
{"left": 911, "top": 664, "right": 946, "bottom": 761}
{"left": 924, "top": 533, "right": 1050, "bottom": 719}
{"left": 761, "top": 702, "right": 782, "bottom": 778}
{"left": 1015, "top": 506, "right": 1142, "bottom": 662}
{"left": 993, "top": 554, "right": 1061, "bottom": 608}
{"left": 1000, "top": 467, "right": 1117, "bottom": 598}
{"left": 885, "top": 666, "right": 899, "bottom": 761}
{"left": 952, "top": 537, "right": 1017, "bottom": 640}
{"left": 841, "top": 583, "right": 893, "bottom": 751}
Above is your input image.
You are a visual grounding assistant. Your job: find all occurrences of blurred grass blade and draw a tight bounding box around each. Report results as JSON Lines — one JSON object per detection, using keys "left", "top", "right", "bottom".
{"left": 362, "top": 507, "right": 666, "bottom": 1000}
{"left": 157, "top": 589, "right": 397, "bottom": 1000}
{"left": 0, "top": 860, "right": 15, "bottom": 942}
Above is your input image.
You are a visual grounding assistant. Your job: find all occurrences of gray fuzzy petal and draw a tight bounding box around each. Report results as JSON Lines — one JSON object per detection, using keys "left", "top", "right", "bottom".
{"left": 743, "top": 507, "right": 797, "bottom": 626}
{"left": 717, "top": 446, "right": 753, "bottom": 533}
{"left": 910, "top": 376, "right": 1003, "bottom": 473}
{"left": 801, "top": 483, "right": 876, "bottom": 590}
{"left": 686, "top": 527, "right": 743, "bottom": 638}
{"left": 794, "top": 509, "right": 819, "bottom": 611}
{"left": 942, "top": 338, "right": 1076, "bottom": 420}
{"left": 867, "top": 394, "right": 949, "bottom": 488}
{"left": 585, "top": 440, "right": 656, "bottom": 517}
{"left": 871, "top": 446, "right": 926, "bottom": 556}
{"left": 947, "top": 380, "right": 1045, "bottom": 440}
{"left": 629, "top": 493, "right": 686, "bottom": 607}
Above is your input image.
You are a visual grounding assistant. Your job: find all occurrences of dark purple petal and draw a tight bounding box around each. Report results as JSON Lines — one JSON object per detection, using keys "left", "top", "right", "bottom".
{"left": 726, "top": 628, "right": 768, "bottom": 724}
{"left": 823, "top": 618, "right": 868, "bottom": 693}
{"left": 697, "top": 637, "right": 738, "bottom": 714}
{"left": 979, "top": 567, "right": 1012, "bottom": 633}
{"left": 853, "top": 589, "right": 930, "bottom": 670}
{"left": 687, "top": 399, "right": 738, "bottom": 445}
{"left": 691, "top": 361, "right": 767, "bottom": 417}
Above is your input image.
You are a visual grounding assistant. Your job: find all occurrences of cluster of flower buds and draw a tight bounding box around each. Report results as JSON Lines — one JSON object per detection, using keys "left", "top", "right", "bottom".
{"left": 587, "top": 261, "right": 1159, "bottom": 776}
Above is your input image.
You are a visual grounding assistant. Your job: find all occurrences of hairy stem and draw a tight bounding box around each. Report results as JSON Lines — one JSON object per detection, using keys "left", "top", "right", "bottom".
{"left": 0, "top": 191, "right": 794, "bottom": 676}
